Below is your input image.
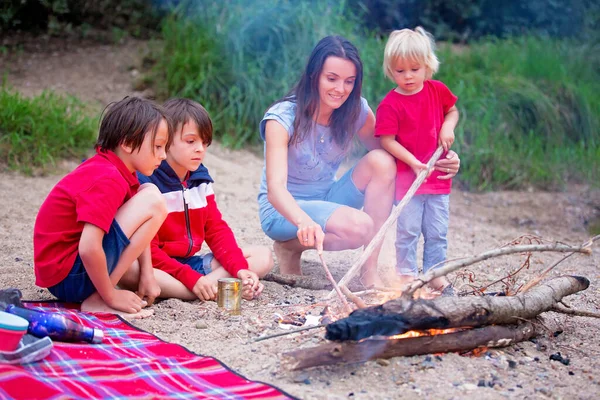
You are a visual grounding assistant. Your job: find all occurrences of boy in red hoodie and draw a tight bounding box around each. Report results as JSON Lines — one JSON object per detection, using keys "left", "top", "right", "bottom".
{"left": 139, "top": 98, "right": 273, "bottom": 301}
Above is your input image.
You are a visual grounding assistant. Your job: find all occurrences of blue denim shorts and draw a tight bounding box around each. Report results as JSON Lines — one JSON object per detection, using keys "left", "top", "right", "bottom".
{"left": 48, "top": 220, "right": 130, "bottom": 303}
{"left": 174, "top": 253, "right": 214, "bottom": 275}
{"left": 261, "top": 167, "right": 365, "bottom": 242}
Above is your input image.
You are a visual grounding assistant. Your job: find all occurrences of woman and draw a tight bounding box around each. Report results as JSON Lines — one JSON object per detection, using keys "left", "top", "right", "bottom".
{"left": 257, "top": 36, "right": 459, "bottom": 288}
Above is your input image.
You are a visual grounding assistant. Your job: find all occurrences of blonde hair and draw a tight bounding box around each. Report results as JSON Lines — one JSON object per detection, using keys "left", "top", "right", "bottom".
{"left": 383, "top": 26, "right": 439, "bottom": 81}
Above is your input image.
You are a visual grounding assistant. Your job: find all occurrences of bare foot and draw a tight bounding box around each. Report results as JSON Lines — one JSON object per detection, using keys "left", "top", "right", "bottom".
{"left": 359, "top": 268, "right": 385, "bottom": 288}
{"left": 81, "top": 292, "right": 154, "bottom": 319}
{"left": 396, "top": 274, "right": 416, "bottom": 291}
{"left": 273, "top": 240, "right": 303, "bottom": 275}
{"left": 427, "top": 276, "right": 451, "bottom": 292}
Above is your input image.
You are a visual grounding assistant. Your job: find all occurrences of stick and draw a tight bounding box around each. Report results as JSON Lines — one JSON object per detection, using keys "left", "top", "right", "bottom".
{"left": 519, "top": 235, "right": 600, "bottom": 293}
{"left": 319, "top": 254, "right": 351, "bottom": 313}
{"left": 281, "top": 322, "right": 538, "bottom": 370}
{"left": 340, "top": 286, "right": 367, "bottom": 309}
{"left": 551, "top": 304, "right": 600, "bottom": 319}
{"left": 263, "top": 272, "right": 332, "bottom": 290}
{"left": 252, "top": 324, "right": 326, "bottom": 343}
{"left": 326, "top": 146, "right": 444, "bottom": 299}
{"left": 405, "top": 237, "right": 597, "bottom": 295}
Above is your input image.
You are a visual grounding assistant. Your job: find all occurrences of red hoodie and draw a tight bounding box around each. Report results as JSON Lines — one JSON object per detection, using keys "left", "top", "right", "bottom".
{"left": 138, "top": 161, "right": 248, "bottom": 291}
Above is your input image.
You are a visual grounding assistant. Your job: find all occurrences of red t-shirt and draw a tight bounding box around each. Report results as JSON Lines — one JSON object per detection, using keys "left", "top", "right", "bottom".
{"left": 375, "top": 80, "right": 457, "bottom": 201}
{"left": 33, "top": 150, "right": 140, "bottom": 287}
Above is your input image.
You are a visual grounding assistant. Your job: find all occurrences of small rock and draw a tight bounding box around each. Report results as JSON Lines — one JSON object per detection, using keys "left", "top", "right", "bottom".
{"left": 461, "top": 383, "right": 478, "bottom": 391}
{"left": 535, "top": 387, "right": 551, "bottom": 397}
{"left": 549, "top": 352, "right": 570, "bottom": 365}
{"left": 195, "top": 321, "right": 208, "bottom": 329}
{"left": 376, "top": 359, "right": 390, "bottom": 366}
{"left": 508, "top": 360, "right": 517, "bottom": 369}
{"left": 292, "top": 373, "right": 309, "bottom": 383}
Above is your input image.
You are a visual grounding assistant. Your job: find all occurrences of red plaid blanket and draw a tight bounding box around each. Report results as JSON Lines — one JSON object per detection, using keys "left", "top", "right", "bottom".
{"left": 0, "top": 303, "right": 294, "bottom": 399}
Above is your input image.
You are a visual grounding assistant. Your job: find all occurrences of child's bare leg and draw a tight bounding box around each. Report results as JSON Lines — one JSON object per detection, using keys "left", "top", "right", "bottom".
{"left": 243, "top": 245, "right": 274, "bottom": 278}
{"left": 81, "top": 184, "right": 167, "bottom": 316}
{"left": 120, "top": 261, "right": 198, "bottom": 301}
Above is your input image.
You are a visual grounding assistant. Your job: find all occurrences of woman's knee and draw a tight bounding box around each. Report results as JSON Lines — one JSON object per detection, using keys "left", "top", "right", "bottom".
{"left": 334, "top": 212, "right": 374, "bottom": 248}
{"left": 366, "top": 149, "right": 396, "bottom": 180}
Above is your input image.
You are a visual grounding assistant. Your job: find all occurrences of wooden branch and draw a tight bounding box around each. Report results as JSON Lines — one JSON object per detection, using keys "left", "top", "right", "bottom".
{"left": 326, "top": 146, "right": 444, "bottom": 299}
{"left": 252, "top": 324, "right": 326, "bottom": 343}
{"left": 320, "top": 254, "right": 351, "bottom": 313}
{"left": 263, "top": 273, "right": 332, "bottom": 290}
{"left": 551, "top": 304, "right": 600, "bottom": 319}
{"left": 281, "top": 322, "right": 538, "bottom": 370}
{"left": 340, "top": 286, "right": 367, "bottom": 309}
{"left": 326, "top": 275, "right": 589, "bottom": 341}
{"left": 405, "top": 237, "right": 596, "bottom": 295}
{"left": 519, "top": 235, "right": 600, "bottom": 293}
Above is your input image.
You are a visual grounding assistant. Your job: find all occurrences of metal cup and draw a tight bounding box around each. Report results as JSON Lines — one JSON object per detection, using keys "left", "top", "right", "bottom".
{"left": 217, "top": 278, "right": 242, "bottom": 315}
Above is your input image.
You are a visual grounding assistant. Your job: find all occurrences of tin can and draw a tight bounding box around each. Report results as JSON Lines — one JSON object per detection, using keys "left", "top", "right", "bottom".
{"left": 217, "top": 278, "right": 242, "bottom": 315}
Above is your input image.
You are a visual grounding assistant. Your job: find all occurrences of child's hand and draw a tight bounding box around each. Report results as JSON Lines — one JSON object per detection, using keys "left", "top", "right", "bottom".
{"left": 409, "top": 160, "right": 429, "bottom": 177}
{"left": 193, "top": 276, "right": 218, "bottom": 301}
{"left": 137, "top": 272, "right": 161, "bottom": 306}
{"left": 438, "top": 127, "right": 455, "bottom": 152}
{"left": 237, "top": 269, "right": 263, "bottom": 300}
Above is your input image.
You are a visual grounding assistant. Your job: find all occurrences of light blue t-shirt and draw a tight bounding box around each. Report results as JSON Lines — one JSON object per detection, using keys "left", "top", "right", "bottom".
{"left": 257, "top": 97, "right": 370, "bottom": 222}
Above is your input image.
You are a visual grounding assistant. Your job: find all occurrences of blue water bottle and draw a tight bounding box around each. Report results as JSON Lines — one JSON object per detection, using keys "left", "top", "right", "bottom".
{"left": 5, "top": 305, "right": 104, "bottom": 344}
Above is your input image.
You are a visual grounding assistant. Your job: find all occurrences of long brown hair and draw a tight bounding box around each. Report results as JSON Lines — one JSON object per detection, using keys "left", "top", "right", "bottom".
{"left": 280, "top": 36, "right": 363, "bottom": 148}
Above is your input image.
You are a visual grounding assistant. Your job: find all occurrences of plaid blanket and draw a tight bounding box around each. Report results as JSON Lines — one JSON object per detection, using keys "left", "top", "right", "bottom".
{"left": 0, "top": 303, "right": 295, "bottom": 400}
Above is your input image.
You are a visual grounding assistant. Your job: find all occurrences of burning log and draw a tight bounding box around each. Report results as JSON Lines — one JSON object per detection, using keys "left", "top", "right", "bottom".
{"left": 326, "top": 275, "right": 588, "bottom": 341}
{"left": 281, "top": 321, "right": 539, "bottom": 370}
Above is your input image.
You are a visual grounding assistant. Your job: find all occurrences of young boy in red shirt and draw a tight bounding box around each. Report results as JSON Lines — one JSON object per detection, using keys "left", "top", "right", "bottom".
{"left": 375, "top": 27, "right": 460, "bottom": 294}
{"left": 34, "top": 96, "right": 173, "bottom": 317}
{"left": 139, "top": 98, "right": 273, "bottom": 301}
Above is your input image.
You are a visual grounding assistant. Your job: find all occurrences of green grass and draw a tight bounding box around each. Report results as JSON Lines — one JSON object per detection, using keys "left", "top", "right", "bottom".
{"left": 437, "top": 37, "right": 600, "bottom": 189}
{"left": 149, "top": 1, "right": 599, "bottom": 190}
{"left": 0, "top": 85, "right": 97, "bottom": 174}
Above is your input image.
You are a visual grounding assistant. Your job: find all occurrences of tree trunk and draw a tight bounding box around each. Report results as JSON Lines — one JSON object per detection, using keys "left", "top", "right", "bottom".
{"left": 326, "top": 275, "right": 589, "bottom": 341}
{"left": 281, "top": 322, "right": 538, "bottom": 370}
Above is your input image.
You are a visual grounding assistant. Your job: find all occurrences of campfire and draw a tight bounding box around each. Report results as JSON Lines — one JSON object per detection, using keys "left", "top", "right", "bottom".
{"left": 264, "top": 234, "right": 599, "bottom": 371}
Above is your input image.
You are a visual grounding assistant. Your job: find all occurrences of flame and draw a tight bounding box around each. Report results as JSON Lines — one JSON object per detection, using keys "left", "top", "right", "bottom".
{"left": 389, "top": 327, "right": 462, "bottom": 339}
{"left": 468, "top": 347, "right": 489, "bottom": 357}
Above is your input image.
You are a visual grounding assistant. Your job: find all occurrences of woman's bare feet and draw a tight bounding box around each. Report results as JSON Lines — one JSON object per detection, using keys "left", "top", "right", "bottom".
{"left": 273, "top": 240, "right": 303, "bottom": 275}
{"left": 81, "top": 292, "right": 154, "bottom": 320}
{"left": 359, "top": 266, "right": 385, "bottom": 288}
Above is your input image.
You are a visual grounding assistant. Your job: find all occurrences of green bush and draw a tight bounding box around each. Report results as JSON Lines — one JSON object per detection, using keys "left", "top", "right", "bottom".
{"left": 151, "top": 1, "right": 598, "bottom": 190}
{"left": 438, "top": 37, "right": 599, "bottom": 189}
{"left": 0, "top": 0, "right": 176, "bottom": 37}
{"left": 152, "top": 0, "right": 367, "bottom": 148}
{"left": 0, "top": 86, "right": 97, "bottom": 174}
{"left": 348, "top": 0, "right": 594, "bottom": 41}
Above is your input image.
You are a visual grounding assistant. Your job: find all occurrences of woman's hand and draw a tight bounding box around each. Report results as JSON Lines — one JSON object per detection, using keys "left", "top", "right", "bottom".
{"left": 296, "top": 219, "right": 325, "bottom": 254}
{"left": 434, "top": 150, "right": 460, "bottom": 180}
